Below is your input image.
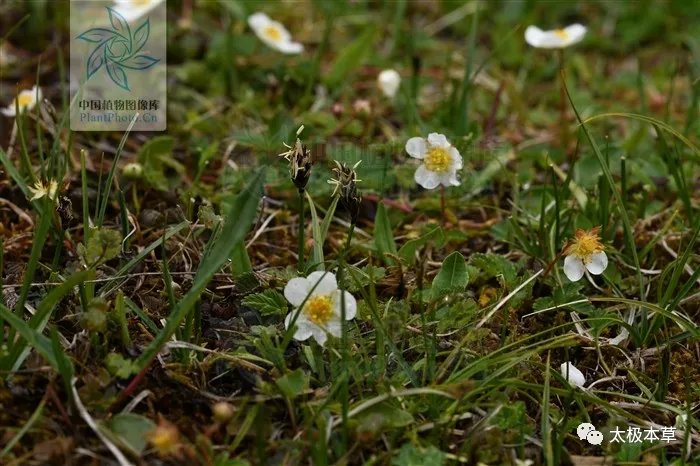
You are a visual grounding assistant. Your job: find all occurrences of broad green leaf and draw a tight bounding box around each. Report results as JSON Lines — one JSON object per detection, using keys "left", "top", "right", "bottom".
{"left": 392, "top": 443, "right": 446, "bottom": 466}
{"left": 242, "top": 289, "right": 288, "bottom": 316}
{"left": 106, "top": 413, "right": 155, "bottom": 456}
{"left": 431, "top": 251, "right": 468, "bottom": 300}
{"left": 80, "top": 228, "right": 122, "bottom": 266}
{"left": 134, "top": 170, "right": 265, "bottom": 370}
{"left": 324, "top": 26, "right": 376, "bottom": 88}
{"left": 137, "top": 136, "right": 185, "bottom": 191}
{"left": 275, "top": 368, "right": 308, "bottom": 399}
{"left": 398, "top": 227, "right": 444, "bottom": 265}
{"left": 356, "top": 402, "right": 413, "bottom": 435}
{"left": 374, "top": 202, "right": 397, "bottom": 265}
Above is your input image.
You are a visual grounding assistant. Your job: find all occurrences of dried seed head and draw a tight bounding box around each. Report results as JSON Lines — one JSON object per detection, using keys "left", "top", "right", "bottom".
{"left": 279, "top": 126, "right": 312, "bottom": 192}
{"left": 328, "top": 160, "right": 362, "bottom": 224}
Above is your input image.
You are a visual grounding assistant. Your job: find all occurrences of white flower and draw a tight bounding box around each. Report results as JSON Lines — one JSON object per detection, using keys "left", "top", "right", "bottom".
{"left": 2, "top": 85, "right": 42, "bottom": 117}
{"left": 28, "top": 179, "right": 59, "bottom": 201}
{"left": 560, "top": 362, "right": 586, "bottom": 388}
{"left": 562, "top": 227, "right": 608, "bottom": 282}
{"left": 524, "top": 24, "right": 586, "bottom": 49}
{"left": 248, "top": 12, "right": 303, "bottom": 54}
{"left": 377, "top": 69, "right": 401, "bottom": 98}
{"left": 113, "top": 0, "right": 164, "bottom": 23}
{"left": 284, "top": 271, "right": 357, "bottom": 346}
{"left": 405, "top": 133, "right": 462, "bottom": 189}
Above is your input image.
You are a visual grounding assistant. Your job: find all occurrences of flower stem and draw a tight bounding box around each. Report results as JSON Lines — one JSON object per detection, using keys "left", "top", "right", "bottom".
{"left": 557, "top": 49, "right": 570, "bottom": 159}
{"left": 440, "top": 185, "right": 446, "bottom": 226}
{"left": 337, "top": 222, "right": 355, "bottom": 452}
{"left": 297, "top": 189, "right": 305, "bottom": 273}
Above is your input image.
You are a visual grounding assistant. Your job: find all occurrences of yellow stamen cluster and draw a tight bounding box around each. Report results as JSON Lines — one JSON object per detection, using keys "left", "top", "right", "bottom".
{"left": 264, "top": 25, "right": 282, "bottom": 42}
{"left": 17, "top": 93, "right": 34, "bottom": 108}
{"left": 424, "top": 147, "right": 451, "bottom": 172}
{"left": 554, "top": 29, "right": 569, "bottom": 39}
{"left": 303, "top": 295, "right": 334, "bottom": 325}
{"left": 566, "top": 228, "right": 604, "bottom": 263}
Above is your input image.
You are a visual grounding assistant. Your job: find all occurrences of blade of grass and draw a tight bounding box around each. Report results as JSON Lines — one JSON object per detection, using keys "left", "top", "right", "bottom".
{"left": 133, "top": 169, "right": 265, "bottom": 371}
{"left": 13, "top": 199, "right": 53, "bottom": 316}
{"left": 582, "top": 112, "right": 700, "bottom": 161}
{"left": 564, "top": 74, "right": 645, "bottom": 301}
{"left": 96, "top": 115, "right": 138, "bottom": 227}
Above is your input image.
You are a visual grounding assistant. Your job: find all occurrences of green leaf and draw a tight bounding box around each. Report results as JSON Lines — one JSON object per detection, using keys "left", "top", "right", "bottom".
{"left": 105, "top": 352, "right": 139, "bottom": 379}
{"left": 242, "top": 289, "right": 288, "bottom": 316}
{"left": 5, "top": 270, "right": 93, "bottom": 371}
{"left": 137, "top": 136, "right": 185, "bottom": 191}
{"left": 230, "top": 240, "right": 252, "bottom": 277}
{"left": 106, "top": 413, "right": 155, "bottom": 456}
{"left": 469, "top": 253, "right": 517, "bottom": 288}
{"left": 275, "top": 368, "right": 308, "bottom": 399}
{"left": 80, "top": 228, "right": 122, "bottom": 266}
{"left": 0, "top": 303, "right": 58, "bottom": 370}
{"left": 374, "top": 202, "right": 397, "bottom": 265}
{"left": 356, "top": 402, "right": 414, "bottom": 435}
{"left": 392, "top": 443, "right": 446, "bottom": 466}
{"left": 134, "top": 170, "right": 265, "bottom": 371}
{"left": 398, "top": 227, "right": 445, "bottom": 265}
{"left": 431, "top": 251, "right": 468, "bottom": 300}
{"left": 324, "top": 26, "right": 376, "bottom": 88}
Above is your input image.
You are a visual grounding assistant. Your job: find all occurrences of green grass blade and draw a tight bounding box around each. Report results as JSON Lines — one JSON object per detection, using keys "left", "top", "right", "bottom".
{"left": 133, "top": 169, "right": 265, "bottom": 371}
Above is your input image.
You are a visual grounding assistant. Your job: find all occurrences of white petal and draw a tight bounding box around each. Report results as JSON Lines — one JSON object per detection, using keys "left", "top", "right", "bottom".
{"left": 285, "top": 313, "right": 313, "bottom": 340}
{"left": 563, "top": 24, "right": 587, "bottom": 46}
{"left": 449, "top": 147, "right": 463, "bottom": 169}
{"left": 405, "top": 137, "right": 427, "bottom": 159}
{"left": 524, "top": 24, "right": 586, "bottom": 49}
{"left": 560, "top": 362, "right": 586, "bottom": 388}
{"left": 585, "top": 252, "right": 608, "bottom": 275}
{"left": 310, "top": 325, "right": 328, "bottom": 346}
{"left": 563, "top": 255, "right": 585, "bottom": 282}
{"left": 284, "top": 277, "right": 311, "bottom": 306}
{"left": 524, "top": 25, "right": 546, "bottom": 47}
{"left": 377, "top": 69, "right": 401, "bottom": 98}
{"left": 1, "top": 106, "right": 15, "bottom": 117}
{"left": 438, "top": 171, "right": 460, "bottom": 187}
{"left": 414, "top": 164, "right": 440, "bottom": 189}
{"left": 427, "top": 133, "right": 449, "bottom": 148}
{"left": 248, "top": 12, "right": 271, "bottom": 30}
{"left": 334, "top": 290, "right": 357, "bottom": 320}
{"left": 275, "top": 40, "right": 304, "bottom": 54}
{"left": 326, "top": 318, "right": 342, "bottom": 338}
{"left": 306, "top": 271, "right": 338, "bottom": 294}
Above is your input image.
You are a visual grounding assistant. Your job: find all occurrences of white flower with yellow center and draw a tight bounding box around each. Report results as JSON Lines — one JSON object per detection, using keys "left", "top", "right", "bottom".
{"left": 405, "top": 133, "right": 462, "bottom": 189}
{"left": 524, "top": 24, "right": 586, "bottom": 49}
{"left": 284, "top": 271, "right": 357, "bottom": 346}
{"left": 377, "top": 69, "right": 401, "bottom": 98}
{"left": 113, "top": 0, "right": 164, "bottom": 23}
{"left": 562, "top": 227, "right": 608, "bottom": 282}
{"left": 2, "top": 85, "right": 42, "bottom": 117}
{"left": 248, "top": 12, "right": 303, "bottom": 55}
{"left": 28, "top": 179, "right": 59, "bottom": 202}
